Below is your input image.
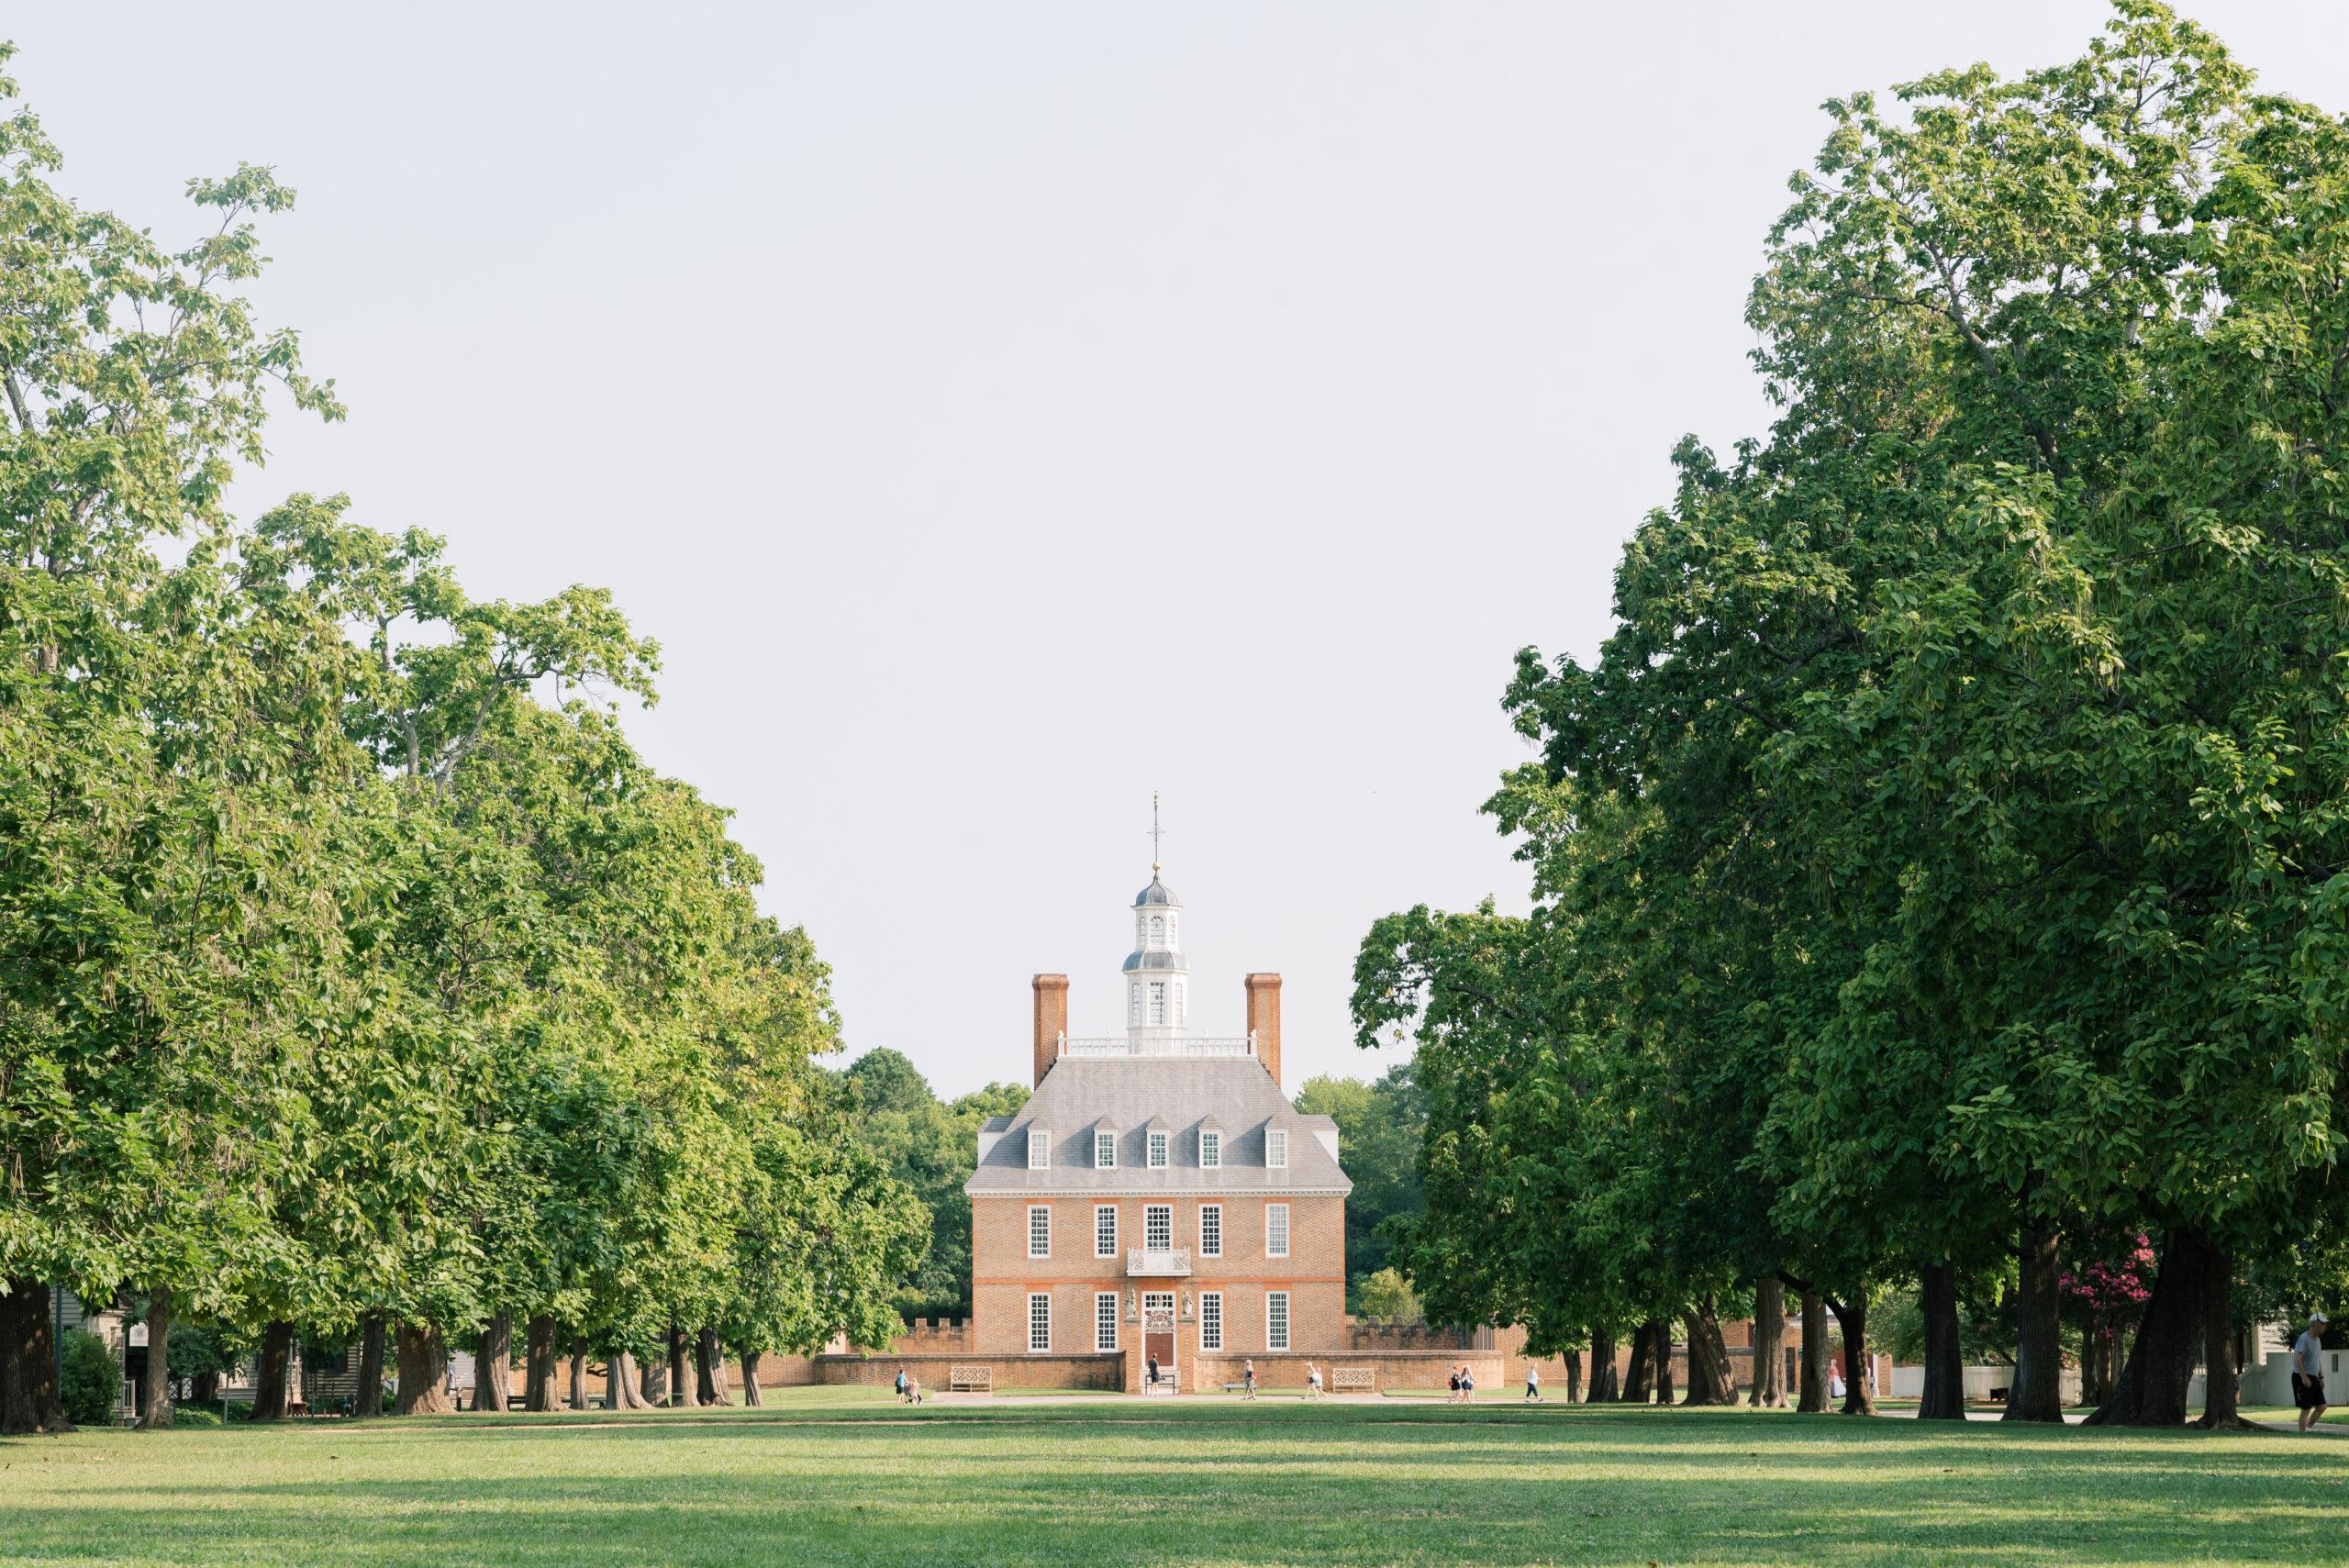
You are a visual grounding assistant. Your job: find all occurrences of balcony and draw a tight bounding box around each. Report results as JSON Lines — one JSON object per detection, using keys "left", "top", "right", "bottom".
{"left": 1059, "top": 1033, "right": 1255, "bottom": 1060}
{"left": 1127, "top": 1247, "right": 1192, "bottom": 1277}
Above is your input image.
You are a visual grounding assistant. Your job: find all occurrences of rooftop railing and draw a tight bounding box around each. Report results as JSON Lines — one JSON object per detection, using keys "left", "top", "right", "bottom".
{"left": 1058, "top": 1033, "right": 1256, "bottom": 1060}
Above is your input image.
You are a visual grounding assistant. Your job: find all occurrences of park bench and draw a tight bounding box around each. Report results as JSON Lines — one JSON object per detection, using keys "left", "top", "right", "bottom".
{"left": 1330, "top": 1366, "right": 1376, "bottom": 1393}
{"left": 949, "top": 1364, "right": 992, "bottom": 1394}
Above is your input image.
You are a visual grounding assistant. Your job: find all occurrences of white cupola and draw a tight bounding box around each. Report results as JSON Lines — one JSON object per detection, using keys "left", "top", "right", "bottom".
{"left": 1122, "top": 868, "right": 1189, "bottom": 1041}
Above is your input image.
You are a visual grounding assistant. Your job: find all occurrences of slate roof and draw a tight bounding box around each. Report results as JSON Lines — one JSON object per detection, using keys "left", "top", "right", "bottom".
{"left": 965, "top": 1058, "right": 1350, "bottom": 1196}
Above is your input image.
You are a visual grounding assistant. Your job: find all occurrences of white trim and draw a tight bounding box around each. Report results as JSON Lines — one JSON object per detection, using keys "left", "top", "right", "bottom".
{"left": 1095, "top": 1129, "right": 1117, "bottom": 1169}
{"left": 1266, "top": 1290, "right": 1290, "bottom": 1351}
{"left": 1199, "top": 1290, "right": 1223, "bottom": 1352}
{"left": 1028, "top": 1129, "right": 1050, "bottom": 1169}
{"left": 1095, "top": 1291, "right": 1119, "bottom": 1353}
{"left": 1198, "top": 1203, "right": 1222, "bottom": 1258}
{"left": 1148, "top": 1130, "right": 1169, "bottom": 1168}
{"left": 1028, "top": 1204, "right": 1052, "bottom": 1260}
{"left": 1199, "top": 1129, "right": 1221, "bottom": 1169}
{"left": 1094, "top": 1203, "right": 1119, "bottom": 1259}
{"left": 1266, "top": 1129, "right": 1288, "bottom": 1169}
{"left": 1028, "top": 1292, "right": 1052, "bottom": 1353}
{"left": 1265, "top": 1201, "right": 1289, "bottom": 1259}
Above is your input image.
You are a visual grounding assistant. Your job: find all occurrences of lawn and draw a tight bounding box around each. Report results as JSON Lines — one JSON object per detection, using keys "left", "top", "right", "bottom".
{"left": 2, "top": 1387, "right": 2342, "bottom": 1566}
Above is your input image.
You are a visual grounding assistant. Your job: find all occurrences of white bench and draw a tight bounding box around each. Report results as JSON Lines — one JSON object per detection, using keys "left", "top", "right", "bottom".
{"left": 1331, "top": 1366, "right": 1377, "bottom": 1392}
{"left": 949, "top": 1364, "right": 992, "bottom": 1394}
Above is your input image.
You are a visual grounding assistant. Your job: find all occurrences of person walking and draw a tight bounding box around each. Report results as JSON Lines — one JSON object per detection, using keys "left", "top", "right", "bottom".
{"left": 1461, "top": 1365, "right": 1475, "bottom": 1403}
{"left": 2297, "top": 1313, "right": 2331, "bottom": 1432}
{"left": 1147, "top": 1353, "right": 1160, "bottom": 1389}
{"left": 1525, "top": 1364, "right": 1542, "bottom": 1403}
{"left": 1448, "top": 1366, "right": 1461, "bottom": 1403}
{"left": 895, "top": 1370, "right": 908, "bottom": 1404}
{"left": 1306, "top": 1362, "right": 1323, "bottom": 1398}
{"left": 1242, "top": 1359, "right": 1256, "bottom": 1399}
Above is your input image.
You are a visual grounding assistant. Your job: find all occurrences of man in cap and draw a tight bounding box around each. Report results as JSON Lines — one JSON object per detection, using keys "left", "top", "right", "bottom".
{"left": 2295, "top": 1313, "right": 2331, "bottom": 1432}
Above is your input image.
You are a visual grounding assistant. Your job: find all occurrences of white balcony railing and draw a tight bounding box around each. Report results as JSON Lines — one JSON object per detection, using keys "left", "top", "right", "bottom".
{"left": 1059, "top": 1033, "right": 1255, "bottom": 1060}
{"left": 1127, "top": 1248, "right": 1193, "bottom": 1276}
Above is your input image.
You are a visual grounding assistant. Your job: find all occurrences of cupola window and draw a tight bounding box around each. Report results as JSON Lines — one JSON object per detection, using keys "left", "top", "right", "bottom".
{"left": 1129, "top": 983, "right": 1141, "bottom": 1026}
{"left": 1150, "top": 915, "right": 1164, "bottom": 949}
{"left": 1149, "top": 982, "right": 1166, "bottom": 1026}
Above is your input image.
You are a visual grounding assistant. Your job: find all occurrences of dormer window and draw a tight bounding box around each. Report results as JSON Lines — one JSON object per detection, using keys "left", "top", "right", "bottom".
{"left": 1029, "top": 1129, "right": 1051, "bottom": 1169}
{"left": 1266, "top": 1129, "right": 1288, "bottom": 1169}
{"left": 1096, "top": 1129, "right": 1117, "bottom": 1169}
{"left": 1200, "top": 1129, "right": 1221, "bottom": 1169}
{"left": 1148, "top": 1130, "right": 1168, "bottom": 1168}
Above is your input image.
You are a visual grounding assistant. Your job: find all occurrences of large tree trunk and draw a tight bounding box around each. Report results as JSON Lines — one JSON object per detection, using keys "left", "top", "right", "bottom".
{"left": 395, "top": 1320, "right": 455, "bottom": 1416}
{"left": 666, "top": 1322, "right": 689, "bottom": 1408}
{"left": 1588, "top": 1326, "right": 1620, "bottom": 1403}
{"left": 250, "top": 1321, "right": 295, "bottom": 1420}
{"left": 640, "top": 1349, "right": 670, "bottom": 1407}
{"left": 1826, "top": 1296, "right": 1874, "bottom": 1416}
{"left": 2198, "top": 1240, "right": 2250, "bottom": 1429}
{"left": 474, "top": 1312, "right": 512, "bottom": 1412}
{"left": 695, "top": 1327, "right": 730, "bottom": 1406}
{"left": 2006, "top": 1211, "right": 2065, "bottom": 1423}
{"left": 137, "top": 1288, "right": 174, "bottom": 1429}
{"left": 569, "top": 1337, "right": 589, "bottom": 1412}
{"left": 1917, "top": 1262, "right": 1965, "bottom": 1421}
{"left": 1683, "top": 1297, "right": 1739, "bottom": 1405}
{"left": 1652, "top": 1319, "right": 1676, "bottom": 1405}
{"left": 1749, "top": 1278, "right": 1787, "bottom": 1407}
{"left": 355, "top": 1313, "right": 386, "bottom": 1418}
{"left": 737, "top": 1345, "right": 764, "bottom": 1407}
{"left": 524, "top": 1314, "right": 560, "bottom": 1411}
{"left": 608, "top": 1351, "right": 651, "bottom": 1410}
{"left": 1797, "top": 1290, "right": 1828, "bottom": 1413}
{"left": 1621, "top": 1320, "right": 1656, "bottom": 1403}
{"left": 2086, "top": 1225, "right": 2210, "bottom": 1428}
{"left": 0, "top": 1277, "right": 68, "bottom": 1434}
{"left": 1565, "top": 1334, "right": 1585, "bottom": 1404}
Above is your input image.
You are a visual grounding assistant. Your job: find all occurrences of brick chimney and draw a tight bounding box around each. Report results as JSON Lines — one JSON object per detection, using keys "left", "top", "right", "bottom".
{"left": 1032, "top": 974, "right": 1069, "bottom": 1087}
{"left": 1245, "top": 973, "right": 1282, "bottom": 1090}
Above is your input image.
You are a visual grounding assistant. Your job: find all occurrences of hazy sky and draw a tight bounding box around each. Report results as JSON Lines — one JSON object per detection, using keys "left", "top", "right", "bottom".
{"left": 12, "top": 2, "right": 2345, "bottom": 1097}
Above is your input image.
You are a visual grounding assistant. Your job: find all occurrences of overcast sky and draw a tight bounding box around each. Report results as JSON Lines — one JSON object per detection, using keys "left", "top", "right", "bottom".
{"left": 11, "top": 2, "right": 2345, "bottom": 1097}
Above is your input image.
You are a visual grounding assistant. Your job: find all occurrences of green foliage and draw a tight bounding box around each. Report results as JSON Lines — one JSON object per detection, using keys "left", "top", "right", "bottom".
{"left": 1353, "top": 1267, "right": 1421, "bottom": 1321}
{"left": 841, "top": 1050, "right": 1028, "bottom": 1319}
{"left": 59, "top": 1329, "right": 117, "bottom": 1425}
{"left": 1293, "top": 1064, "right": 1425, "bottom": 1291}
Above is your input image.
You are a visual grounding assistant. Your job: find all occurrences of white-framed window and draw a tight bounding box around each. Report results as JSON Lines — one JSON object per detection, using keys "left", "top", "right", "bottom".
{"left": 1199, "top": 1130, "right": 1220, "bottom": 1169}
{"left": 1029, "top": 1293, "right": 1052, "bottom": 1352}
{"left": 1149, "top": 981, "right": 1165, "bottom": 1026}
{"left": 1148, "top": 1130, "right": 1168, "bottom": 1168}
{"left": 1266, "top": 1129, "right": 1288, "bottom": 1168}
{"left": 1096, "top": 1129, "right": 1117, "bottom": 1168}
{"left": 1266, "top": 1291, "right": 1290, "bottom": 1351}
{"left": 1096, "top": 1292, "right": 1119, "bottom": 1352}
{"left": 1198, "top": 1204, "right": 1222, "bottom": 1258}
{"left": 1266, "top": 1202, "right": 1289, "bottom": 1259}
{"left": 1199, "top": 1291, "right": 1223, "bottom": 1351}
{"left": 1174, "top": 978, "right": 1186, "bottom": 1027}
{"left": 1136, "top": 914, "right": 1146, "bottom": 949}
{"left": 1145, "top": 1204, "right": 1172, "bottom": 1251}
{"left": 1129, "top": 982, "right": 1141, "bottom": 1026}
{"left": 1028, "top": 1205, "right": 1052, "bottom": 1259}
{"left": 1150, "top": 914, "right": 1164, "bottom": 948}
{"left": 1167, "top": 913, "right": 1178, "bottom": 948}
{"left": 1095, "top": 1204, "right": 1119, "bottom": 1258}
{"left": 1028, "top": 1129, "right": 1050, "bottom": 1169}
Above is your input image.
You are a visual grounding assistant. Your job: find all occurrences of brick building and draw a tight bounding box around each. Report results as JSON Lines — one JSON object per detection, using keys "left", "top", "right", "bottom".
{"left": 964, "top": 869, "right": 1352, "bottom": 1393}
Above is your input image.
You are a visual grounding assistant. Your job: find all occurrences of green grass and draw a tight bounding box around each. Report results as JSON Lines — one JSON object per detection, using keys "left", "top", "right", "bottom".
{"left": 2, "top": 1390, "right": 2343, "bottom": 1566}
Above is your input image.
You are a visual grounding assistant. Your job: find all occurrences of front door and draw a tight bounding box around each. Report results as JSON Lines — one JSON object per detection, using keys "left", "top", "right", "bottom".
{"left": 1143, "top": 1293, "right": 1176, "bottom": 1385}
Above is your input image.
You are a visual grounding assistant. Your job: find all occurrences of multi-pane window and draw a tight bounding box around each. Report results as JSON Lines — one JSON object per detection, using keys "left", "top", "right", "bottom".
{"left": 1028, "top": 1129, "right": 1050, "bottom": 1169}
{"left": 1149, "top": 982, "right": 1166, "bottom": 1026}
{"left": 1096, "top": 1129, "right": 1117, "bottom": 1168}
{"left": 1200, "top": 1291, "right": 1223, "bottom": 1351}
{"left": 1145, "top": 1204, "right": 1172, "bottom": 1251}
{"left": 1129, "top": 983, "right": 1141, "bottom": 1026}
{"left": 1265, "top": 1202, "right": 1289, "bottom": 1259}
{"left": 1028, "top": 1205, "right": 1051, "bottom": 1259}
{"left": 1199, "top": 1130, "right": 1220, "bottom": 1169}
{"left": 1150, "top": 915, "right": 1164, "bottom": 948}
{"left": 1198, "top": 1204, "right": 1222, "bottom": 1258}
{"left": 1266, "top": 1129, "right": 1288, "bottom": 1168}
{"left": 1173, "top": 979, "right": 1186, "bottom": 1027}
{"left": 1136, "top": 914, "right": 1147, "bottom": 949}
{"left": 1029, "top": 1293, "right": 1051, "bottom": 1352}
{"left": 1095, "top": 1205, "right": 1119, "bottom": 1258}
{"left": 1096, "top": 1293, "right": 1119, "bottom": 1352}
{"left": 1266, "top": 1291, "right": 1290, "bottom": 1351}
{"left": 1148, "top": 1130, "right": 1168, "bottom": 1168}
